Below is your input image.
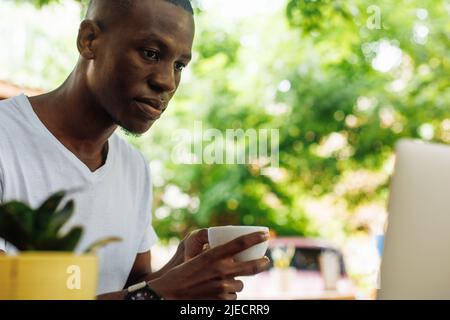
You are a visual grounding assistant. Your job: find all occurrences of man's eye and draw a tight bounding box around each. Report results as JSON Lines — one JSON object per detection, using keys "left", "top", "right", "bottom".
{"left": 142, "top": 49, "right": 159, "bottom": 61}
{"left": 175, "top": 62, "right": 186, "bottom": 72}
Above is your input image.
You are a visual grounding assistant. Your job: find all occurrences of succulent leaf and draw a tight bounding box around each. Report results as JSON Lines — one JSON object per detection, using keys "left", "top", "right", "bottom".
{"left": 0, "top": 191, "right": 120, "bottom": 253}
{"left": 55, "top": 226, "right": 84, "bottom": 251}
{"left": 0, "top": 202, "right": 34, "bottom": 250}
{"left": 83, "top": 237, "right": 123, "bottom": 254}
{"left": 47, "top": 200, "right": 75, "bottom": 236}
{"left": 34, "top": 200, "right": 76, "bottom": 247}
{"left": 34, "top": 191, "right": 66, "bottom": 234}
{"left": 37, "top": 226, "right": 83, "bottom": 251}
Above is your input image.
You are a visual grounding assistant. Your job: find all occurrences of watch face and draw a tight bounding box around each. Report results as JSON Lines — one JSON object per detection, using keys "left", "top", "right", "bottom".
{"left": 126, "top": 284, "right": 162, "bottom": 301}
{"left": 128, "top": 288, "right": 148, "bottom": 300}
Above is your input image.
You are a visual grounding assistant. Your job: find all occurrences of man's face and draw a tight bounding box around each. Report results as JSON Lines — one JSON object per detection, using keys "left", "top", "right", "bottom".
{"left": 86, "top": 0, "right": 195, "bottom": 134}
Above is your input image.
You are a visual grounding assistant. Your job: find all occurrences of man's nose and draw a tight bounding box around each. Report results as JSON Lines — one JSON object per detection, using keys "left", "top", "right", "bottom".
{"left": 148, "top": 63, "right": 176, "bottom": 94}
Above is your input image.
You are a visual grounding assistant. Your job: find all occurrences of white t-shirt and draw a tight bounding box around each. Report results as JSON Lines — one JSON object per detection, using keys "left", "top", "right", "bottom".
{"left": 0, "top": 94, "right": 158, "bottom": 295}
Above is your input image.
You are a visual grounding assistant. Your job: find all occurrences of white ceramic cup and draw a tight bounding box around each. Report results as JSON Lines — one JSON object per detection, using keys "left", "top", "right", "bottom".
{"left": 207, "top": 225, "right": 269, "bottom": 262}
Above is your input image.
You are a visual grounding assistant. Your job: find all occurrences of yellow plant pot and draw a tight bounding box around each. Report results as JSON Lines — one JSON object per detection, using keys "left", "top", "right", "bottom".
{"left": 0, "top": 252, "right": 98, "bottom": 300}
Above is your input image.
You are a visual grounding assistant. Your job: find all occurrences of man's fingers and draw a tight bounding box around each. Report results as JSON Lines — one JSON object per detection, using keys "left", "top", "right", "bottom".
{"left": 192, "top": 279, "right": 244, "bottom": 300}
{"left": 218, "top": 293, "right": 238, "bottom": 300}
{"left": 184, "top": 231, "right": 269, "bottom": 281}
{"left": 193, "top": 229, "right": 209, "bottom": 245}
{"left": 186, "top": 229, "right": 209, "bottom": 246}
{"left": 209, "top": 231, "right": 269, "bottom": 260}
{"left": 224, "top": 257, "right": 271, "bottom": 278}
{"left": 223, "top": 279, "right": 244, "bottom": 293}
{"left": 184, "top": 229, "right": 210, "bottom": 261}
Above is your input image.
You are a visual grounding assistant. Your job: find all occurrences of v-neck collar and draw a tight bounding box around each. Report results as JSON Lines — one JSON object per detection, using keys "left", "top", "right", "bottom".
{"left": 18, "top": 94, "right": 115, "bottom": 183}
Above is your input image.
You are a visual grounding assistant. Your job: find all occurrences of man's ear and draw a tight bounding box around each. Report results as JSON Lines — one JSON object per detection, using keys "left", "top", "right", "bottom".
{"left": 77, "top": 20, "right": 102, "bottom": 60}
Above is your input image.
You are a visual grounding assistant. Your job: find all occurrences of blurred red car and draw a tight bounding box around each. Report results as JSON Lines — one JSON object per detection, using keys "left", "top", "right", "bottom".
{"left": 238, "top": 237, "right": 356, "bottom": 300}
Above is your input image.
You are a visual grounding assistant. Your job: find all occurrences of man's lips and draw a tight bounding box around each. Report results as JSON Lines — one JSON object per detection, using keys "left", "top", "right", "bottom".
{"left": 133, "top": 98, "right": 165, "bottom": 121}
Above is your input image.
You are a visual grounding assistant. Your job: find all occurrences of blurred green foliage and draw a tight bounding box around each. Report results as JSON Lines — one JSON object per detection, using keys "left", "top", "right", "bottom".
{"left": 29, "top": 0, "right": 85, "bottom": 8}
{"left": 13, "top": 0, "right": 450, "bottom": 241}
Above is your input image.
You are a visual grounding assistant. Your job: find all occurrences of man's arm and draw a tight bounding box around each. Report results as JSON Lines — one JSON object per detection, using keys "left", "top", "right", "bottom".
{"left": 97, "top": 229, "right": 205, "bottom": 300}
{"left": 97, "top": 231, "right": 270, "bottom": 300}
{"left": 97, "top": 248, "right": 185, "bottom": 300}
{"left": 124, "top": 228, "right": 211, "bottom": 289}
{"left": 96, "top": 251, "right": 155, "bottom": 300}
{"left": 97, "top": 230, "right": 270, "bottom": 300}
{"left": 124, "top": 251, "right": 154, "bottom": 287}
{"left": 125, "top": 248, "right": 186, "bottom": 287}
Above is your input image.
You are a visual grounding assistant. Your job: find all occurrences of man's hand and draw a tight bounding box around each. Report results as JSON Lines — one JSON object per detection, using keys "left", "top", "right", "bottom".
{"left": 148, "top": 231, "right": 270, "bottom": 300}
{"left": 181, "top": 229, "right": 210, "bottom": 261}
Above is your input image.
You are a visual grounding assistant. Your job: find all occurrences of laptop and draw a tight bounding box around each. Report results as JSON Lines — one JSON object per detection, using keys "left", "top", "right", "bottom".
{"left": 378, "top": 139, "right": 450, "bottom": 299}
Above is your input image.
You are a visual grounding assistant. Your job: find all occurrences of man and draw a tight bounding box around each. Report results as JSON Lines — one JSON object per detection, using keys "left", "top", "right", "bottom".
{"left": 0, "top": 0, "right": 269, "bottom": 300}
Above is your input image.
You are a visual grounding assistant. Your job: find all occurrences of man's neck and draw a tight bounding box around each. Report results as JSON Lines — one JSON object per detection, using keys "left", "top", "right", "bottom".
{"left": 28, "top": 69, "right": 117, "bottom": 172}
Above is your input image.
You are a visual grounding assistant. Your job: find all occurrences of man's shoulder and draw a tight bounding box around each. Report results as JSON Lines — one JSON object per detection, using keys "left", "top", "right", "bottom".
{"left": 0, "top": 95, "right": 17, "bottom": 106}
{"left": 0, "top": 95, "right": 19, "bottom": 117}
{"left": 0, "top": 95, "right": 28, "bottom": 137}
{"left": 0, "top": 94, "right": 31, "bottom": 125}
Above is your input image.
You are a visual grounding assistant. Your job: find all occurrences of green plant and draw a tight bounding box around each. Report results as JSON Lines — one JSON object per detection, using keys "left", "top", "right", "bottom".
{"left": 0, "top": 191, "right": 121, "bottom": 252}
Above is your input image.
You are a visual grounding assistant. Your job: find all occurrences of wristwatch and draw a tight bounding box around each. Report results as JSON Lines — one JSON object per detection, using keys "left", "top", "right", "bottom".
{"left": 124, "top": 281, "right": 163, "bottom": 300}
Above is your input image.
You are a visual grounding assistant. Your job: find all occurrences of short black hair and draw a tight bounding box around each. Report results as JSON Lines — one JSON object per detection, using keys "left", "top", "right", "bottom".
{"left": 163, "top": 0, "right": 194, "bottom": 14}
{"left": 86, "top": 0, "right": 194, "bottom": 17}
